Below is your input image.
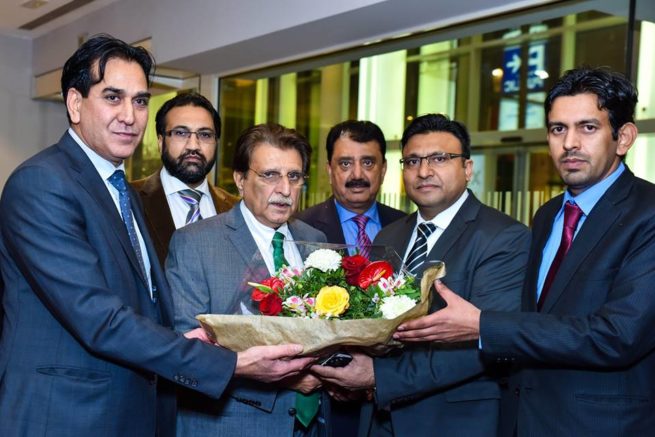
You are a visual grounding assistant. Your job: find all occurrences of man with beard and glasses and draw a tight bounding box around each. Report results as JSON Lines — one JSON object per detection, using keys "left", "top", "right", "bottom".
{"left": 132, "top": 92, "right": 237, "bottom": 268}
{"left": 166, "top": 123, "right": 331, "bottom": 437}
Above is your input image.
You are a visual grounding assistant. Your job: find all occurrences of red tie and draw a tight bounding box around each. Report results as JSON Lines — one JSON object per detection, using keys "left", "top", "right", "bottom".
{"left": 538, "top": 201, "right": 584, "bottom": 310}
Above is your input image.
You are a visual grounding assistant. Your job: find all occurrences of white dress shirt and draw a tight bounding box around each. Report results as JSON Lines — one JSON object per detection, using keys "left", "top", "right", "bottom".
{"left": 159, "top": 167, "right": 217, "bottom": 229}
{"left": 403, "top": 190, "right": 469, "bottom": 262}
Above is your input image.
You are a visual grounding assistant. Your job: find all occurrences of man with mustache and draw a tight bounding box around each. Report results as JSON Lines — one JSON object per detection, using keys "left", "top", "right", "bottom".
{"left": 132, "top": 92, "right": 237, "bottom": 268}
{"left": 166, "top": 123, "right": 331, "bottom": 436}
{"left": 313, "top": 114, "right": 529, "bottom": 437}
{"left": 394, "top": 68, "right": 655, "bottom": 436}
{"left": 297, "top": 120, "right": 405, "bottom": 255}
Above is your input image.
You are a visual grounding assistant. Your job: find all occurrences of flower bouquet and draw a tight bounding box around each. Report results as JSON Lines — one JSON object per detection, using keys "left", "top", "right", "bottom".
{"left": 197, "top": 242, "right": 445, "bottom": 355}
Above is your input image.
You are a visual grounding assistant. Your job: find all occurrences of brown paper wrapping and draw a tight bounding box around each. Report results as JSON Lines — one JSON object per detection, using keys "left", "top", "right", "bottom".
{"left": 197, "top": 262, "right": 445, "bottom": 355}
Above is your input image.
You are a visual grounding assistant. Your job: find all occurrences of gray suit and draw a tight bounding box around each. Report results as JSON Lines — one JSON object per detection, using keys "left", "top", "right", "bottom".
{"left": 166, "top": 205, "right": 330, "bottom": 436}
{"left": 362, "top": 192, "right": 530, "bottom": 437}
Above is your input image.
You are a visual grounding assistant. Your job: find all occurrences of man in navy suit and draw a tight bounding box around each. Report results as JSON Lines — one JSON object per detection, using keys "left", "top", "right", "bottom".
{"left": 396, "top": 68, "right": 655, "bottom": 436}
{"left": 0, "top": 34, "right": 313, "bottom": 437}
{"left": 314, "top": 114, "right": 529, "bottom": 436}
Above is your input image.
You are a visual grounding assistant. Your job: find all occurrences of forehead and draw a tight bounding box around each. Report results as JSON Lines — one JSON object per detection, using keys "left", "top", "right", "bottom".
{"left": 548, "top": 93, "right": 608, "bottom": 123}
{"left": 333, "top": 136, "right": 382, "bottom": 158}
{"left": 250, "top": 142, "right": 302, "bottom": 168}
{"left": 165, "top": 105, "right": 213, "bottom": 127}
{"left": 403, "top": 131, "right": 462, "bottom": 155}
{"left": 91, "top": 58, "right": 147, "bottom": 91}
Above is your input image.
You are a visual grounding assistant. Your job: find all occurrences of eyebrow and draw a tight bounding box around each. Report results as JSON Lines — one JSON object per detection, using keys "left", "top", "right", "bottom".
{"left": 547, "top": 118, "right": 601, "bottom": 128}
{"left": 102, "top": 87, "right": 151, "bottom": 99}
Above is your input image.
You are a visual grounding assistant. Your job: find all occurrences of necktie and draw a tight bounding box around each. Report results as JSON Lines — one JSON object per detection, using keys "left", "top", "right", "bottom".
{"left": 272, "top": 232, "right": 319, "bottom": 427}
{"left": 405, "top": 222, "right": 437, "bottom": 275}
{"left": 537, "top": 201, "right": 584, "bottom": 310}
{"left": 353, "top": 214, "right": 372, "bottom": 258}
{"left": 108, "top": 170, "right": 148, "bottom": 283}
{"left": 179, "top": 189, "right": 203, "bottom": 225}
{"left": 272, "top": 231, "right": 289, "bottom": 270}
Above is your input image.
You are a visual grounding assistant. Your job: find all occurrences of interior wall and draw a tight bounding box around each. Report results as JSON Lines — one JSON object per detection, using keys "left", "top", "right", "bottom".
{"left": 0, "top": 34, "right": 67, "bottom": 190}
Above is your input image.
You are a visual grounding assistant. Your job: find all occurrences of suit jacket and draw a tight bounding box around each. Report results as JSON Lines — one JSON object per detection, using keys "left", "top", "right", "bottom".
{"left": 362, "top": 192, "right": 530, "bottom": 437}
{"left": 481, "top": 168, "right": 655, "bottom": 436}
{"left": 295, "top": 196, "right": 406, "bottom": 244}
{"left": 0, "top": 132, "right": 236, "bottom": 437}
{"left": 131, "top": 170, "right": 238, "bottom": 269}
{"left": 166, "top": 206, "right": 330, "bottom": 436}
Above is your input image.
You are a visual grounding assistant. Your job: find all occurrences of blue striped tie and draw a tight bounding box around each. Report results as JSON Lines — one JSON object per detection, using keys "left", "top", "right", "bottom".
{"left": 405, "top": 222, "right": 437, "bottom": 275}
{"left": 108, "top": 170, "right": 148, "bottom": 283}
{"left": 179, "top": 189, "right": 203, "bottom": 225}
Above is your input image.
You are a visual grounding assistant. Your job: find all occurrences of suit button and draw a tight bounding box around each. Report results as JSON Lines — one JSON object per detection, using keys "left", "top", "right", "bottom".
{"left": 288, "top": 408, "right": 297, "bottom": 416}
{"left": 514, "top": 388, "right": 520, "bottom": 396}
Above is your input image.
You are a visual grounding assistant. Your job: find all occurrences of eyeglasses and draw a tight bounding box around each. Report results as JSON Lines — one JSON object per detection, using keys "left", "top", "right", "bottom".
{"left": 248, "top": 168, "right": 307, "bottom": 186}
{"left": 399, "top": 152, "right": 467, "bottom": 170}
{"left": 165, "top": 128, "right": 217, "bottom": 144}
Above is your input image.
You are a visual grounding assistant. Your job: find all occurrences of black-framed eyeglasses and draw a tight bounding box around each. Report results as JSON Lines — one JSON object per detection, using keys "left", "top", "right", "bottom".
{"left": 399, "top": 152, "right": 467, "bottom": 170}
{"left": 248, "top": 168, "right": 307, "bottom": 186}
{"left": 165, "top": 128, "right": 217, "bottom": 144}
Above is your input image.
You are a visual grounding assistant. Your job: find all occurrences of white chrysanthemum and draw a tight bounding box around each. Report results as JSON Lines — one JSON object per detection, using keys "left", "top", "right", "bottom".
{"left": 304, "top": 249, "right": 342, "bottom": 272}
{"left": 379, "top": 295, "right": 417, "bottom": 319}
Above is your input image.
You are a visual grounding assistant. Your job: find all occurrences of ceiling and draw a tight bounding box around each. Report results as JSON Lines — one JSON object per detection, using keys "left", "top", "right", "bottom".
{"left": 0, "top": 0, "right": 117, "bottom": 38}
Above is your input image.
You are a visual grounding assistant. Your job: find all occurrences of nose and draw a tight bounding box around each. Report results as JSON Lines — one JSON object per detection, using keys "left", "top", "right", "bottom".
{"left": 352, "top": 161, "right": 364, "bottom": 179}
{"left": 417, "top": 157, "right": 433, "bottom": 178}
{"left": 186, "top": 133, "right": 202, "bottom": 150}
{"left": 117, "top": 100, "right": 135, "bottom": 125}
{"left": 276, "top": 175, "right": 292, "bottom": 196}
{"left": 562, "top": 131, "right": 581, "bottom": 151}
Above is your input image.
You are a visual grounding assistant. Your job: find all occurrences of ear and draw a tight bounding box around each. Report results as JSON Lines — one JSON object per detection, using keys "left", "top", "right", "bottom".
{"left": 66, "top": 88, "right": 83, "bottom": 124}
{"left": 616, "top": 122, "right": 638, "bottom": 157}
{"left": 326, "top": 161, "right": 333, "bottom": 185}
{"left": 233, "top": 170, "right": 245, "bottom": 195}
{"left": 464, "top": 159, "right": 474, "bottom": 183}
{"left": 380, "top": 159, "right": 388, "bottom": 181}
{"left": 157, "top": 135, "right": 164, "bottom": 154}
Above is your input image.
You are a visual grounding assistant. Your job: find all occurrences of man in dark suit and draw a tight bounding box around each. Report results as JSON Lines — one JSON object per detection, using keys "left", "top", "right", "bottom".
{"left": 131, "top": 92, "right": 238, "bottom": 269}
{"left": 396, "top": 68, "right": 655, "bottom": 436}
{"left": 296, "top": 120, "right": 405, "bottom": 249}
{"left": 296, "top": 120, "right": 405, "bottom": 436}
{"left": 0, "top": 35, "right": 315, "bottom": 437}
{"left": 314, "top": 114, "right": 530, "bottom": 436}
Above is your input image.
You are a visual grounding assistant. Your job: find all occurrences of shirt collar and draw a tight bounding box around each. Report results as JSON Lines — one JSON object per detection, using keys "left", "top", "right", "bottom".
{"left": 68, "top": 128, "right": 124, "bottom": 179}
{"left": 562, "top": 162, "right": 625, "bottom": 216}
{"left": 417, "top": 189, "right": 469, "bottom": 229}
{"left": 334, "top": 199, "right": 380, "bottom": 225}
{"left": 239, "top": 201, "right": 291, "bottom": 240}
{"left": 160, "top": 166, "right": 211, "bottom": 198}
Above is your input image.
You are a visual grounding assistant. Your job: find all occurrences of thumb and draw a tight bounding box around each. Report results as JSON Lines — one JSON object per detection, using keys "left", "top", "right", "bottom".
{"left": 434, "top": 279, "right": 457, "bottom": 305}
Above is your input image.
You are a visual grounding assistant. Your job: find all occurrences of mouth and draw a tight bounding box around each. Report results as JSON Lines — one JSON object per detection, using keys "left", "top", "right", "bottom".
{"left": 113, "top": 131, "right": 138, "bottom": 140}
{"left": 415, "top": 183, "right": 439, "bottom": 192}
{"left": 560, "top": 157, "right": 587, "bottom": 171}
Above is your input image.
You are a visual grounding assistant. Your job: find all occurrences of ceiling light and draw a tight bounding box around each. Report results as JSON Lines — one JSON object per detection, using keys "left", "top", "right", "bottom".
{"left": 21, "top": 0, "right": 49, "bottom": 9}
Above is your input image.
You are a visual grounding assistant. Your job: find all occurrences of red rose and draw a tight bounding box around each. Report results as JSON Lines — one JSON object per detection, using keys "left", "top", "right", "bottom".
{"left": 261, "top": 277, "right": 284, "bottom": 293}
{"left": 358, "top": 260, "right": 394, "bottom": 289}
{"left": 342, "top": 254, "right": 370, "bottom": 286}
{"left": 259, "top": 293, "right": 283, "bottom": 316}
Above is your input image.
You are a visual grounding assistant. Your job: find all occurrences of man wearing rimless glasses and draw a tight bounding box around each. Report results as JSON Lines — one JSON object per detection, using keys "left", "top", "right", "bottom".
{"left": 166, "top": 123, "right": 330, "bottom": 437}
{"left": 132, "top": 93, "right": 238, "bottom": 269}
{"left": 313, "top": 113, "right": 529, "bottom": 437}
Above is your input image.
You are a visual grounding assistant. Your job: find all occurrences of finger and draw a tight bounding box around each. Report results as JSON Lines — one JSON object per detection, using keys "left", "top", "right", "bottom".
{"left": 310, "top": 364, "right": 339, "bottom": 378}
{"left": 266, "top": 343, "right": 304, "bottom": 359}
{"left": 396, "top": 312, "right": 440, "bottom": 332}
{"left": 434, "top": 279, "right": 457, "bottom": 303}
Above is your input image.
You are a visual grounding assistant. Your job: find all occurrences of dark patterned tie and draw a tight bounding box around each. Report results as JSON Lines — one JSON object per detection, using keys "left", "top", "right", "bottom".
{"left": 108, "top": 170, "right": 148, "bottom": 283}
{"left": 352, "top": 214, "right": 372, "bottom": 258}
{"left": 538, "top": 201, "right": 584, "bottom": 310}
{"left": 405, "top": 222, "right": 437, "bottom": 275}
{"left": 179, "top": 189, "right": 203, "bottom": 224}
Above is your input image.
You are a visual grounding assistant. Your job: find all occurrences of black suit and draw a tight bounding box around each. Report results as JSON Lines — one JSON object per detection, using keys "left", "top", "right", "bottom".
{"left": 364, "top": 192, "right": 530, "bottom": 437}
{"left": 481, "top": 168, "right": 655, "bottom": 436}
{"left": 296, "top": 196, "right": 406, "bottom": 244}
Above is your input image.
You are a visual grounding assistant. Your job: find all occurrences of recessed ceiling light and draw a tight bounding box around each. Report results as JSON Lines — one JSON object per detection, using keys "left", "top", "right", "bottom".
{"left": 21, "top": 0, "right": 49, "bottom": 10}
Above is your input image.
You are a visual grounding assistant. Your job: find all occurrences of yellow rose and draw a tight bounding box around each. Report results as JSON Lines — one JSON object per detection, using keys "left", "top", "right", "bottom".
{"left": 315, "top": 286, "right": 350, "bottom": 317}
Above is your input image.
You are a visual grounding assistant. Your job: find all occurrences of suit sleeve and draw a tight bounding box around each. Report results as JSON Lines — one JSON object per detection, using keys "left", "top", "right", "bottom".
{"left": 374, "top": 223, "right": 530, "bottom": 407}
{"left": 480, "top": 216, "right": 655, "bottom": 367}
{"left": 0, "top": 164, "right": 236, "bottom": 399}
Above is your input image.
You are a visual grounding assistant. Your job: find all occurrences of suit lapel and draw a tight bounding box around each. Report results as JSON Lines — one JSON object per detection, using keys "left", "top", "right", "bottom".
{"left": 225, "top": 207, "right": 263, "bottom": 270}
{"left": 426, "top": 194, "right": 480, "bottom": 263}
{"left": 317, "top": 198, "right": 346, "bottom": 244}
{"left": 139, "top": 173, "right": 176, "bottom": 257}
{"left": 59, "top": 135, "right": 148, "bottom": 288}
{"left": 540, "top": 171, "right": 633, "bottom": 312}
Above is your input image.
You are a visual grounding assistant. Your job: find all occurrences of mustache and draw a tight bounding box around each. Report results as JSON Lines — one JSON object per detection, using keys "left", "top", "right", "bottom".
{"left": 268, "top": 195, "right": 293, "bottom": 206}
{"left": 345, "top": 179, "right": 370, "bottom": 188}
{"left": 559, "top": 150, "right": 588, "bottom": 162}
